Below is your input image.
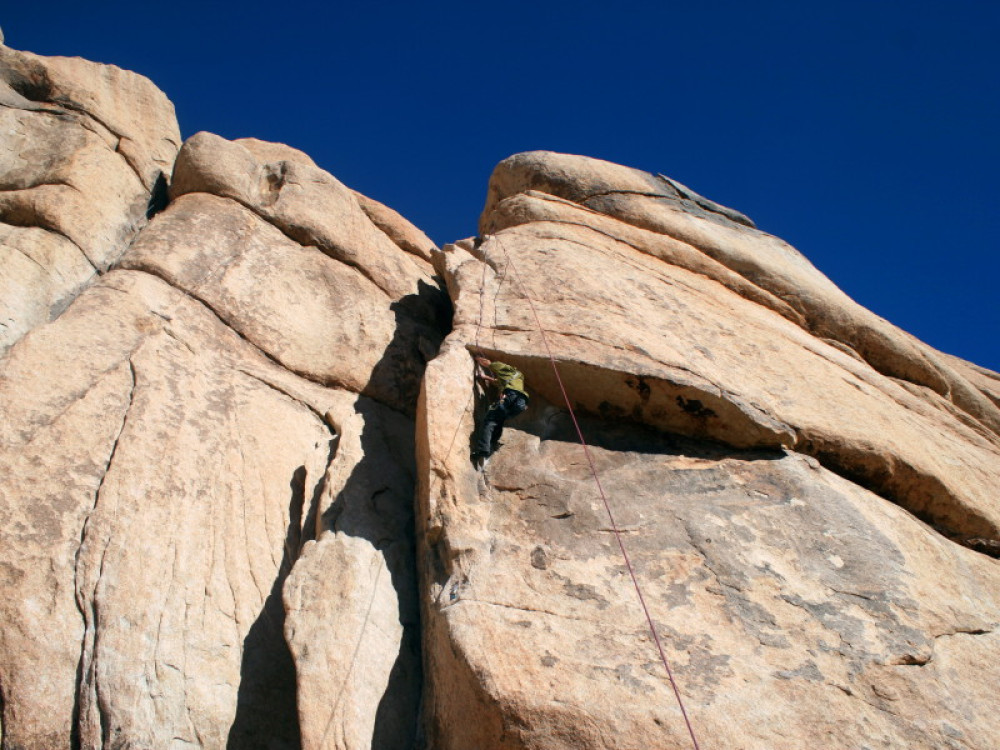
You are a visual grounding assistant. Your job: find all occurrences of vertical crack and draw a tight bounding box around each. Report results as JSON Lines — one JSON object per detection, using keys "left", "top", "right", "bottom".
{"left": 71, "top": 358, "right": 137, "bottom": 748}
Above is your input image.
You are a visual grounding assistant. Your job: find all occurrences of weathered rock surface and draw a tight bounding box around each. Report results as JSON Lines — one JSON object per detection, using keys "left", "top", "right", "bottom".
{"left": 0, "top": 45, "right": 180, "bottom": 354}
{"left": 2, "top": 42, "right": 1000, "bottom": 750}
{"left": 474, "top": 154, "right": 1000, "bottom": 546}
{"left": 416, "top": 153, "right": 1000, "bottom": 749}
{"left": 0, "top": 119, "right": 442, "bottom": 746}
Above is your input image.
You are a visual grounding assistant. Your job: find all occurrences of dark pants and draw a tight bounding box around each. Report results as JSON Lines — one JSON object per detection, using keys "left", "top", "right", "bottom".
{"left": 475, "top": 389, "right": 528, "bottom": 456}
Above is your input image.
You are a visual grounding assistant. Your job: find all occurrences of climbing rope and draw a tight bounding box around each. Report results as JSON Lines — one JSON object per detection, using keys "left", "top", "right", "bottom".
{"left": 489, "top": 234, "right": 703, "bottom": 750}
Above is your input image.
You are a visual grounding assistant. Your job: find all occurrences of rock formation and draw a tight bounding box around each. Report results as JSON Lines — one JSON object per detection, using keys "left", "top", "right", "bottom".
{"left": 418, "top": 154, "right": 1000, "bottom": 749}
{"left": 0, "top": 45, "right": 180, "bottom": 354}
{"left": 1, "top": 43, "right": 998, "bottom": 750}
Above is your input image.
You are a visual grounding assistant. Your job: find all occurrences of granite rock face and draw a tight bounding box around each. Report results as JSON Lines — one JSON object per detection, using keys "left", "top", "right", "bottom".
{"left": 2, "top": 45, "right": 999, "bottom": 750}
{"left": 0, "top": 47, "right": 444, "bottom": 749}
{"left": 416, "top": 153, "right": 1000, "bottom": 749}
{"left": 0, "top": 45, "right": 180, "bottom": 354}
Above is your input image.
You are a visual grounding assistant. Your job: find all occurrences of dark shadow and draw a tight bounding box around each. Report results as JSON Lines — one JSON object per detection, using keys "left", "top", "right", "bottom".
{"left": 363, "top": 278, "right": 451, "bottom": 417}
{"left": 70, "top": 639, "right": 84, "bottom": 749}
{"left": 371, "top": 623, "right": 423, "bottom": 748}
{"left": 516, "top": 392, "right": 786, "bottom": 463}
{"left": 146, "top": 171, "right": 169, "bottom": 220}
{"left": 225, "top": 471, "right": 307, "bottom": 750}
{"left": 3, "top": 53, "right": 56, "bottom": 103}
{"left": 463, "top": 356, "right": 786, "bottom": 465}
{"left": 308, "top": 276, "right": 449, "bottom": 749}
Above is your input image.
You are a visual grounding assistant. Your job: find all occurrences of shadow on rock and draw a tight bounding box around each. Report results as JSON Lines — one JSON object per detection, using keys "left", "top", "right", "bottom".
{"left": 309, "top": 278, "right": 449, "bottom": 749}
{"left": 364, "top": 278, "right": 451, "bottom": 417}
{"left": 226, "top": 471, "right": 307, "bottom": 750}
{"left": 507, "top": 390, "right": 786, "bottom": 463}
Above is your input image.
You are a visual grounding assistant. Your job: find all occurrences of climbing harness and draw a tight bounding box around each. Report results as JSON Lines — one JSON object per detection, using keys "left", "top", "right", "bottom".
{"left": 489, "top": 234, "right": 703, "bottom": 750}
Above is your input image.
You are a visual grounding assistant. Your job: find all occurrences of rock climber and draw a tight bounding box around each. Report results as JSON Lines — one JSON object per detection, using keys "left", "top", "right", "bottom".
{"left": 471, "top": 354, "right": 529, "bottom": 469}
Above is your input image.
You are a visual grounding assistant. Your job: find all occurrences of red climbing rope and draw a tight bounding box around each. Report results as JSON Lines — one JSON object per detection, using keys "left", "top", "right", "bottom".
{"left": 491, "top": 235, "right": 703, "bottom": 750}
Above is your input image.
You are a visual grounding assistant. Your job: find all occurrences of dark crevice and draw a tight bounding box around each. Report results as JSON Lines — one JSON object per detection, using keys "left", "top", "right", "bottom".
{"left": 581, "top": 187, "right": 756, "bottom": 233}
{"left": 233, "top": 368, "right": 340, "bottom": 547}
{"left": 655, "top": 173, "right": 757, "bottom": 228}
{"left": 965, "top": 538, "right": 1000, "bottom": 558}
{"left": 225, "top": 466, "right": 308, "bottom": 749}
{"left": 801, "top": 440, "right": 1000, "bottom": 559}
{"left": 0, "top": 177, "right": 82, "bottom": 194}
{"left": 307, "top": 281, "right": 440, "bottom": 747}
{"left": 467, "top": 347, "right": 795, "bottom": 452}
{"left": 235, "top": 367, "right": 333, "bottom": 429}
{"left": 0, "top": 675, "right": 6, "bottom": 749}
{"left": 473, "top": 338, "right": 996, "bottom": 561}
{"left": 145, "top": 171, "right": 169, "bottom": 219}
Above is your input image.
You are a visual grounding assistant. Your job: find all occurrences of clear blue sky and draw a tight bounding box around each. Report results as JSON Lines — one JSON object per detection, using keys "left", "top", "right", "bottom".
{"left": 6, "top": 1, "right": 998, "bottom": 370}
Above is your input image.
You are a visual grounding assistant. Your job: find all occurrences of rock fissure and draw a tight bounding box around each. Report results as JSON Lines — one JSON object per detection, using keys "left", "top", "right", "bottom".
{"left": 0, "top": 178, "right": 83, "bottom": 196}
{"left": 71, "top": 356, "right": 136, "bottom": 747}
{"left": 457, "top": 597, "right": 599, "bottom": 624}
{"left": 9, "top": 242, "right": 48, "bottom": 272}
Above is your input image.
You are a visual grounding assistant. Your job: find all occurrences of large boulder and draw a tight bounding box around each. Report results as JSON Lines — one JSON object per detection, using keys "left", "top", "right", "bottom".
{"left": 0, "top": 45, "right": 180, "bottom": 354}
{"left": 0, "top": 129, "right": 445, "bottom": 747}
{"left": 416, "top": 152, "right": 1000, "bottom": 749}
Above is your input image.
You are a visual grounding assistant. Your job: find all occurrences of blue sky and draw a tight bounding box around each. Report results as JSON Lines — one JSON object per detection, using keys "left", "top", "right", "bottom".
{"left": 6, "top": 1, "right": 998, "bottom": 369}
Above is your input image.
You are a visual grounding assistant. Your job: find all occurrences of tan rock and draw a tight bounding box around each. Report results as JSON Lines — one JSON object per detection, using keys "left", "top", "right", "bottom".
{"left": 470, "top": 153, "right": 1000, "bottom": 545}
{"left": 235, "top": 137, "right": 318, "bottom": 168}
{"left": 0, "top": 47, "right": 180, "bottom": 189}
{"left": 0, "top": 131, "right": 440, "bottom": 747}
{"left": 0, "top": 264, "right": 426, "bottom": 748}
{"left": 0, "top": 46, "right": 180, "bottom": 353}
{"left": 417, "top": 378, "right": 1000, "bottom": 748}
{"left": 0, "top": 223, "right": 93, "bottom": 350}
{"left": 416, "top": 151, "right": 1000, "bottom": 749}
{"left": 4, "top": 51, "right": 1000, "bottom": 750}
{"left": 353, "top": 189, "right": 438, "bottom": 264}
{"left": 1, "top": 271, "right": 320, "bottom": 746}
{"left": 170, "top": 131, "right": 433, "bottom": 299}
{"left": 482, "top": 152, "right": 1000, "bottom": 437}
{"left": 120, "top": 192, "right": 404, "bottom": 407}
{"left": 283, "top": 374, "right": 423, "bottom": 750}
{"left": 127, "top": 135, "right": 446, "bottom": 413}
